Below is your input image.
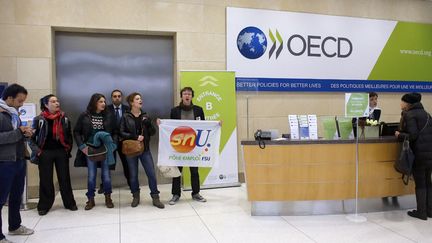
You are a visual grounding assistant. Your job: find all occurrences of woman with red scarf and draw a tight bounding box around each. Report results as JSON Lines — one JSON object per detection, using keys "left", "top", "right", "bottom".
{"left": 29, "top": 94, "right": 77, "bottom": 216}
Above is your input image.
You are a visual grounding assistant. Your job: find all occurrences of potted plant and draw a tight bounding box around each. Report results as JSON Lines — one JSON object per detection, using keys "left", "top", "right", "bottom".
{"left": 360, "top": 119, "right": 380, "bottom": 138}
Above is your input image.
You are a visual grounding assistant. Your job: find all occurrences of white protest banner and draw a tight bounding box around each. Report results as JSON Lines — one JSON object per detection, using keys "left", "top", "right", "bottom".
{"left": 157, "top": 119, "right": 221, "bottom": 167}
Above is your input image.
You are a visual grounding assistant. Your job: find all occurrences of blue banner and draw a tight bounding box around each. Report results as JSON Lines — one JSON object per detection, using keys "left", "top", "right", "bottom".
{"left": 236, "top": 78, "right": 432, "bottom": 93}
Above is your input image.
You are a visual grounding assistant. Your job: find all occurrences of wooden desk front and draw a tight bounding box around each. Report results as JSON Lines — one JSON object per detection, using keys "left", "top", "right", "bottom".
{"left": 242, "top": 138, "right": 414, "bottom": 201}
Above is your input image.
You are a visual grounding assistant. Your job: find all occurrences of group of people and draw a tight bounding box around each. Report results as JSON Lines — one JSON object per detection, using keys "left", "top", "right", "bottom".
{"left": 2, "top": 83, "right": 432, "bottom": 242}
{"left": 0, "top": 84, "right": 208, "bottom": 243}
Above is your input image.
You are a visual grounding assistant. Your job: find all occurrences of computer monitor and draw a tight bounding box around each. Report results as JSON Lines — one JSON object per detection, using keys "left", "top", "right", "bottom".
{"left": 380, "top": 122, "right": 399, "bottom": 136}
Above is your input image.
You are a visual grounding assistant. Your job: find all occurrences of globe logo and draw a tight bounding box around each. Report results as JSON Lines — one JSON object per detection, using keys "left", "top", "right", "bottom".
{"left": 237, "top": 26, "right": 267, "bottom": 59}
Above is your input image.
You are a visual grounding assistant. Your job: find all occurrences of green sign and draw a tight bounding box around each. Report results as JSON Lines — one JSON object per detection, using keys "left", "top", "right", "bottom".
{"left": 345, "top": 93, "right": 369, "bottom": 117}
{"left": 180, "top": 71, "right": 239, "bottom": 187}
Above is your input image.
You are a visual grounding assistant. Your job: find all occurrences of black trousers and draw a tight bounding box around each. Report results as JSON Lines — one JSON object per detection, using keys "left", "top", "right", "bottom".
{"left": 37, "top": 148, "right": 76, "bottom": 211}
{"left": 412, "top": 165, "right": 432, "bottom": 216}
{"left": 117, "top": 142, "right": 131, "bottom": 188}
{"left": 172, "top": 167, "right": 200, "bottom": 197}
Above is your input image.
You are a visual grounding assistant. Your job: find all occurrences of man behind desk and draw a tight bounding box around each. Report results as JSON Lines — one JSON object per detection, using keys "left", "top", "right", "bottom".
{"left": 0, "top": 84, "right": 35, "bottom": 242}
{"left": 99, "top": 89, "right": 131, "bottom": 194}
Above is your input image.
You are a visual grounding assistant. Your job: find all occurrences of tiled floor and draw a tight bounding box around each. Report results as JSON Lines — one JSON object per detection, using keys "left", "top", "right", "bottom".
{"left": 2, "top": 184, "right": 432, "bottom": 243}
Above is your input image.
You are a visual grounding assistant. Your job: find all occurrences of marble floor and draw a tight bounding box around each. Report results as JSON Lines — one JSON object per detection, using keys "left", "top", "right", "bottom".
{"left": 2, "top": 184, "right": 432, "bottom": 243}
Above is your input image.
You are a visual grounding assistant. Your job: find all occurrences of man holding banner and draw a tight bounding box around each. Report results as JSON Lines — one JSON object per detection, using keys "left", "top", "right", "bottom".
{"left": 158, "top": 87, "right": 221, "bottom": 205}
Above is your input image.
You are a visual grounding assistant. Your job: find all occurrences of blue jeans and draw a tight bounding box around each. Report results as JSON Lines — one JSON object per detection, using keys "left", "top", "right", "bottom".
{"left": 0, "top": 159, "right": 26, "bottom": 240}
{"left": 86, "top": 157, "right": 112, "bottom": 199}
{"left": 126, "top": 151, "right": 159, "bottom": 195}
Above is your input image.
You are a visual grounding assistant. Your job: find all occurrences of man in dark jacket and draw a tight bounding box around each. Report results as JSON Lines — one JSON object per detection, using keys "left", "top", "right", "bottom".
{"left": 98, "top": 89, "right": 131, "bottom": 194}
{"left": 0, "top": 84, "right": 34, "bottom": 242}
{"left": 396, "top": 92, "right": 432, "bottom": 220}
{"left": 168, "top": 87, "right": 207, "bottom": 205}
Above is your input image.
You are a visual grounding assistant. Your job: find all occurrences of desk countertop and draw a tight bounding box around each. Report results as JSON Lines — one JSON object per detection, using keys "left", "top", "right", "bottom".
{"left": 241, "top": 136, "right": 399, "bottom": 145}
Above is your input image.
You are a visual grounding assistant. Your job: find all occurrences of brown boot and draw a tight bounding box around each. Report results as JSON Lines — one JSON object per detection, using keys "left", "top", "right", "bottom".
{"left": 151, "top": 194, "right": 165, "bottom": 209}
{"left": 131, "top": 192, "right": 140, "bottom": 208}
{"left": 105, "top": 194, "right": 114, "bottom": 208}
{"left": 85, "top": 198, "right": 95, "bottom": 210}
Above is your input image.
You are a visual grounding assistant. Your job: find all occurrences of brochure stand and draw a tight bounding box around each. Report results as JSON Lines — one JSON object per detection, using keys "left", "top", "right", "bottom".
{"left": 21, "top": 160, "right": 37, "bottom": 211}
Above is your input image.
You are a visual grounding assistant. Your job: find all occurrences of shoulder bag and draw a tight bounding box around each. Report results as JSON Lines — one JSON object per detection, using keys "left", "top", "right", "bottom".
{"left": 122, "top": 127, "right": 144, "bottom": 157}
{"left": 394, "top": 113, "right": 430, "bottom": 185}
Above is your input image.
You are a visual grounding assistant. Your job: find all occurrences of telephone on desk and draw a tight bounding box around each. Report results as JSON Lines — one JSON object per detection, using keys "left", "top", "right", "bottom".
{"left": 254, "top": 129, "right": 272, "bottom": 149}
{"left": 254, "top": 129, "right": 272, "bottom": 141}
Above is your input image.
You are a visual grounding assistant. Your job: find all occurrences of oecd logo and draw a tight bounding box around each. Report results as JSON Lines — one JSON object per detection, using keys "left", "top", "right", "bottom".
{"left": 236, "top": 26, "right": 267, "bottom": 59}
{"left": 237, "top": 26, "right": 353, "bottom": 60}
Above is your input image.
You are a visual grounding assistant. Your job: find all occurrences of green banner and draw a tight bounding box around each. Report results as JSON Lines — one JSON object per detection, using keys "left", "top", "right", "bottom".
{"left": 345, "top": 93, "right": 369, "bottom": 117}
{"left": 180, "top": 71, "right": 239, "bottom": 188}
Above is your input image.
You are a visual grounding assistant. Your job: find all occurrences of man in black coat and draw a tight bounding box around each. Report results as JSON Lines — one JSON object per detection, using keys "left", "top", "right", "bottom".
{"left": 99, "top": 89, "right": 131, "bottom": 193}
{"left": 396, "top": 92, "right": 432, "bottom": 220}
{"left": 168, "top": 87, "right": 207, "bottom": 205}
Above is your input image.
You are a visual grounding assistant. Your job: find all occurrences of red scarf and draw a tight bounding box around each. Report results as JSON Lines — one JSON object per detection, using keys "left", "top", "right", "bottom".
{"left": 42, "top": 110, "right": 71, "bottom": 151}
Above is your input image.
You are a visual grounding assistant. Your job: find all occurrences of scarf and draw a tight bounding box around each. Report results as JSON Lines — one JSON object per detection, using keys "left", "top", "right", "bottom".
{"left": 0, "top": 99, "right": 20, "bottom": 129}
{"left": 42, "top": 110, "right": 70, "bottom": 151}
{"left": 179, "top": 101, "right": 194, "bottom": 111}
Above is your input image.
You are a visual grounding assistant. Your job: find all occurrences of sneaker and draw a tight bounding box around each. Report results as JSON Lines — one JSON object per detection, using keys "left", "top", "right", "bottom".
{"left": 168, "top": 195, "right": 180, "bottom": 205}
{"left": 192, "top": 193, "right": 207, "bottom": 202}
{"left": 8, "top": 225, "right": 34, "bottom": 235}
{"left": 0, "top": 238, "right": 13, "bottom": 243}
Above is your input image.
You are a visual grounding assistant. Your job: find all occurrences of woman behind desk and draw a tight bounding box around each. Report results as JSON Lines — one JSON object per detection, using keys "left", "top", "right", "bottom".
{"left": 396, "top": 93, "right": 432, "bottom": 220}
{"left": 353, "top": 92, "right": 381, "bottom": 137}
{"left": 368, "top": 92, "right": 381, "bottom": 121}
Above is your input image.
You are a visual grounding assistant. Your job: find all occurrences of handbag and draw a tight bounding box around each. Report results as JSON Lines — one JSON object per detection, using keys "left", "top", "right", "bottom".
{"left": 122, "top": 139, "right": 144, "bottom": 157}
{"left": 158, "top": 166, "right": 181, "bottom": 178}
{"left": 394, "top": 138, "right": 414, "bottom": 185}
{"left": 87, "top": 145, "right": 107, "bottom": 162}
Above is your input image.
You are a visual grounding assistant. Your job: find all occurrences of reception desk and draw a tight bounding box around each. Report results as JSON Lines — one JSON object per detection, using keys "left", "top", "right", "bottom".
{"left": 241, "top": 137, "right": 415, "bottom": 215}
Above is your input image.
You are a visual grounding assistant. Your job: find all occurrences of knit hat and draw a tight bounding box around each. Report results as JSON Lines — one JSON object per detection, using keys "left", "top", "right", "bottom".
{"left": 401, "top": 92, "right": 421, "bottom": 104}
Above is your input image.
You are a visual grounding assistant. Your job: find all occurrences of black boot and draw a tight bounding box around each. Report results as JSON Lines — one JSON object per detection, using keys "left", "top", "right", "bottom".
{"left": 105, "top": 194, "right": 114, "bottom": 208}
{"left": 85, "top": 198, "right": 95, "bottom": 210}
{"left": 408, "top": 210, "right": 427, "bottom": 220}
{"left": 411, "top": 188, "right": 428, "bottom": 220}
{"left": 427, "top": 187, "right": 432, "bottom": 217}
{"left": 151, "top": 194, "right": 165, "bottom": 209}
{"left": 131, "top": 192, "right": 140, "bottom": 208}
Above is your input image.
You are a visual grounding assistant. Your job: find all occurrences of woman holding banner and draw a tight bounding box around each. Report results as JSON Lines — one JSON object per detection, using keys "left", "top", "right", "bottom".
{"left": 120, "top": 92, "right": 164, "bottom": 209}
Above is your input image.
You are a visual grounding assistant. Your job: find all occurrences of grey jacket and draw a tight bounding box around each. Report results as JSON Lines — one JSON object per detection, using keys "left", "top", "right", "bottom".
{"left": 0, "top": 107, "right": 25, "bottom": 162}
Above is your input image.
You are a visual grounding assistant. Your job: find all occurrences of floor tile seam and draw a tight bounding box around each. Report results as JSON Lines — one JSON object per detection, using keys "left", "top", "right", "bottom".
{"left": 194, "top": 208, "right": 250, "bottom": 217}
{"left": 188, "top": 200, "right": 219, "bottom": 243}
{"left": 32, "top": 222, "right": 120, "bottom": 232}
{"left": 367, "top": 217, "right": 417, "bottom": 243}
{"left": 281, "top": 216, "right": 318, "bottom": 243}
{"left": 117, "top": 188, "right": 122, "bottom": 243}
{"left": 120, "top": 214, "right": 202, "bottom": 225}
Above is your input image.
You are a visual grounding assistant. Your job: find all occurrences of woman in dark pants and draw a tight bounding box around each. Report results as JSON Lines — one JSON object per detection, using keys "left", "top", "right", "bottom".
{"left": 74, "top": 93, "right": 114, "bottom": 210}
{"left": 396, "top": 92, "right": 432, "bottom": 220}
{"left": 120, "top": 92, "right": 164, "bottom": 209}
{"left": 29, "top": 94, "right": 77, "bottom": 216}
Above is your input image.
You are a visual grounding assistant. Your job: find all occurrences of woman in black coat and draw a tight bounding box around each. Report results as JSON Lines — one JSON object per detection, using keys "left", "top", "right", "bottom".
{"left": 120, "top": 92, "right": 164, "bottom": 209}
{"left": 396, "top": 92, "right": 432, "bottom": 220}
{"left": 29, "top": 94, "right": 77, "bottom": 216}
{"left": 73, "top": 93, "right": 114, "bottom": 210}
